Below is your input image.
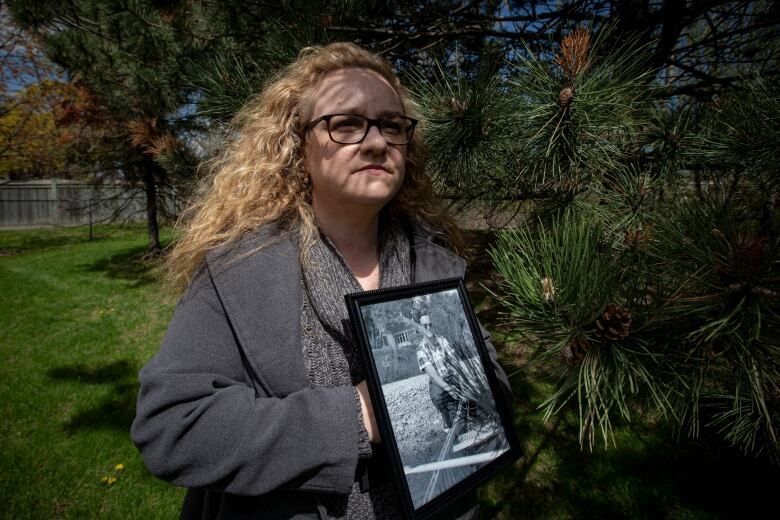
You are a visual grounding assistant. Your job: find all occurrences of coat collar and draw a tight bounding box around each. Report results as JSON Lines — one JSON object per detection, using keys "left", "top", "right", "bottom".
{"left": 206, "top": 227, "right": 467, "bottom": 397}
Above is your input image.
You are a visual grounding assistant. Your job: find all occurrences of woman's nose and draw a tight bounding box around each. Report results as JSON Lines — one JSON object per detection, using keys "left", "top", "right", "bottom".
{"left": 361, "top": 124, "right": 388, "bottom": 152}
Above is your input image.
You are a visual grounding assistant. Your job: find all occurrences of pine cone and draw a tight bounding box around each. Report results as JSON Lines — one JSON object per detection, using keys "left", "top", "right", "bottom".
{"left": 594, "top": 304, "right": 632, "bottom": 342}
{"left": 562, "top": 335, "right": 590, "bottom": 365}
{"left": 623, "top": 227, "right": 652, "bottom": 250}
{"left": 451, "top": 97, "right": 467, "bottom": 119}
{"left": 558, "top": 86, "right": 574, "bottom": 108}
{"left": 540, "top": 277, "right": 556, "bottom": 302}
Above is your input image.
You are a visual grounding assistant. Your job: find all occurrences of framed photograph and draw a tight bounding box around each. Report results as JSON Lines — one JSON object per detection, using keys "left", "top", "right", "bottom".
{"left": 345, "top": 277, "right": 521, "bottom": 520}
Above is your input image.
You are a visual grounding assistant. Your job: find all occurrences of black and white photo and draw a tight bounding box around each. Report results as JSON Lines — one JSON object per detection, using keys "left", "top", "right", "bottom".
{"left": 346, "top": 278, "right": 520, "bottom": 519}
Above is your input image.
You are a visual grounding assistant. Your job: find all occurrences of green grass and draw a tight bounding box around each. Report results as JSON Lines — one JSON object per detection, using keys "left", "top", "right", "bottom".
{"left": 0, "top": 225, "right": 778, "bottom": 519}
{"left": 0, "top": 225, "right": 183, "bottom": 519}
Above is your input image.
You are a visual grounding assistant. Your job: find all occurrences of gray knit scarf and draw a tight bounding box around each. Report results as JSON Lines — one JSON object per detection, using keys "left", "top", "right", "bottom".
{"left": 302, "top": 220, "right": 412, "bottom": 385}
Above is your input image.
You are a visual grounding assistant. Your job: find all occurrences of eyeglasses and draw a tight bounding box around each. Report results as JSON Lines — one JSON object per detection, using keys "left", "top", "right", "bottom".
{"left": 421, "top": 322, "right": 432, "bottom": 328}
{"left": 305, "top": 113, "right": 418, "bottom": 145}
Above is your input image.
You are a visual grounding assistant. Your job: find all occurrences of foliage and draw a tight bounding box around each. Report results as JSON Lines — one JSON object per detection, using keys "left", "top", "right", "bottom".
{"left": 480, "top": 27, "right": 780, "bottom": 461}
{"left": 7, "top": 0, "right": 778, "bottom": 248}
{"left": 0, "top": 4, "right": 70, "bottom": 179}
{"left": 237, "top": 1, "right": 780, "bottom": 100}
{"left": 411, "top": 24, "right": 656, "bottom": 224}
{"left": 491, "top": 209, "right": 671, "bottom": 447}
{"left": 0, "top": 80, "right": 70, "bottom": 178}
{"left": 691, "top": 76, "right": 780, "bottom": 195}
{"left": 181, "top": 3, "right": 334, "bottom": 122}
{"left": 409, "top": 54, "right": 521, "bottom": 199}
{"left": 4, "top": 0, "right": 779, "bottom": 466}
{"left": 507, "top": 28, "right": 655, "bottom": 202}
{"left": 648, "top": 198, "right": 780, "bottom": 458}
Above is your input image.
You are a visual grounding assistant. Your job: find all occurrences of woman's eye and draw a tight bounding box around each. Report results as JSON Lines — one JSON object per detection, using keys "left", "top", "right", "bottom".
{"left": 331, "top": 117, "right": 364, "bottom": 131}
{"left": 382, "top": 120, "right": 403, "bottom": 135}
{"left": 382, "top": 118, "right": 409, "bottom": 135}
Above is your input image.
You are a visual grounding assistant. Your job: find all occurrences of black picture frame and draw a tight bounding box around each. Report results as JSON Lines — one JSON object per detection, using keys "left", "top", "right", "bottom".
{"left": 345, "top": 277, "right": 521, "bottom": 520}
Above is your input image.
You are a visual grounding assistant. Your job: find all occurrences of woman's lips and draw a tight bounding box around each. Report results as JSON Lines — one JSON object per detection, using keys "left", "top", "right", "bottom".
{"left": 355, "top": 165, "right": 390, "bottom": 175}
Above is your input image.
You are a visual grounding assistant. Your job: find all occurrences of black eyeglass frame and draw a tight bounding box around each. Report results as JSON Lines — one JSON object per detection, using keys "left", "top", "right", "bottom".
{"left": 305, "top": 113, "right": 418, "bottom": 145}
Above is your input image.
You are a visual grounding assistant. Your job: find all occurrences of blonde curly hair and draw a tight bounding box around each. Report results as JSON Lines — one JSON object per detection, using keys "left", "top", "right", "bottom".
{"left": 166, "top": 42, "right": 460, "bottom": 292}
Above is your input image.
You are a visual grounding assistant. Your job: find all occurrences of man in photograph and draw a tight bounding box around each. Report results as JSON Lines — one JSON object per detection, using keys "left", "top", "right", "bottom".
{"left": 416, "top": 313, "right": 459, "bottom": 432}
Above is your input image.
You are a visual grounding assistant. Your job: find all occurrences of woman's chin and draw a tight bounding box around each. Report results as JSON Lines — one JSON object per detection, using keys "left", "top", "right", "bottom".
{"left": 344, "top": 187, "right": 401, "bottom": 208}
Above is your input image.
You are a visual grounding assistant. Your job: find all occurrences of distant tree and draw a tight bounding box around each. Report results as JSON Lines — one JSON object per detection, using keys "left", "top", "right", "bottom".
{"left": 8, "top": 0, "right": 204, "bottom": 255}
{"left": 0, "top": 5, "right": 69, "bottom": 179}
{"left": 0, "top": 80, "right": 72, "bottom": 179}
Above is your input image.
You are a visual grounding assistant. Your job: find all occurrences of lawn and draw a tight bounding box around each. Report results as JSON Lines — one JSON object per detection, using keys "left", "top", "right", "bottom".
{"left": 1, "top": 225, "right": 778, "bottom": 519}
{"left": 0, "top": 225, "right": 182, "bottom": 519}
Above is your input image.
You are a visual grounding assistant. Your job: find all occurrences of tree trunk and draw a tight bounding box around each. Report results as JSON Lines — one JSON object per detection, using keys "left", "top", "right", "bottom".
{"left": 142, "top": 154, "right": 161, "bottom": 256}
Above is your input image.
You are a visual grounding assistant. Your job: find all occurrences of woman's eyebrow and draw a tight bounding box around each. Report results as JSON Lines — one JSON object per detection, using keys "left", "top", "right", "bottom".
{"left": 332, "top": 108, "right": 405, "bottom": 117}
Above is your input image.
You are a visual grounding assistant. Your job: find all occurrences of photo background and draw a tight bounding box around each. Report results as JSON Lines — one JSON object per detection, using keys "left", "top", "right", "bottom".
{"left": 361, "top": 288, "right": 479, "bottom": 384}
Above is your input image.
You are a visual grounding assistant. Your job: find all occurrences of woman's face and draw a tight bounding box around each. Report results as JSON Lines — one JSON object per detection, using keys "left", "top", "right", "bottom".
{"left": 303, "top": 67, "right": 407, "bottom": 216}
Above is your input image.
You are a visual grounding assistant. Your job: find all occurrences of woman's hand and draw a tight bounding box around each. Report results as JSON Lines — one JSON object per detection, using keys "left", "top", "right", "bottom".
{"left": 423, "top": 364, "right": 453, "bottom": 394}
{"left": 356, "top": 380, "right": 381, "bottom": 443}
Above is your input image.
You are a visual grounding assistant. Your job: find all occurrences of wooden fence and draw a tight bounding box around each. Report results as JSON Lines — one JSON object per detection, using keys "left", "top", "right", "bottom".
{"left": 0, "top": 179, "right": 178, "bottom": 228}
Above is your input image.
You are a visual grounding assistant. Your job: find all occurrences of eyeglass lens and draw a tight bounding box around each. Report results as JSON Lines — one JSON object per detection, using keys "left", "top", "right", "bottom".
{"left": 328, "top": 115, "right": 414, "bottom": 144}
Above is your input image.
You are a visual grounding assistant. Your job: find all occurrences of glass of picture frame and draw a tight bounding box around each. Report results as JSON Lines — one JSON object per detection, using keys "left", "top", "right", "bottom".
{"left": 345, "top": 277, "right": 521, "bottom": 519}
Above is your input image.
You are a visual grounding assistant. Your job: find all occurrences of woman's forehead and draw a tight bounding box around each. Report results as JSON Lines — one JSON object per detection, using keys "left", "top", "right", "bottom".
{"left": 308, "top": 67, "right": 403, "bottom": 116}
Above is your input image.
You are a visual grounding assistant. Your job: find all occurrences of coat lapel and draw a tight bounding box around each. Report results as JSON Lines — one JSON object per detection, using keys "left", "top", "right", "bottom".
{"left": 207, "top": 230, "right": 309, "bottom": 397}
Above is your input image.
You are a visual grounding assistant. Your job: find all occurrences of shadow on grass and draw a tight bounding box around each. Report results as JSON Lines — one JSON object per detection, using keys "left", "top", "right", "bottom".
{"left": 47, "top": 359, "right": 139, "bottom": 434}
{"left": 0, "top": 224, "right": 149, "bottom": 256}
{"left": 0, "top": 228, "right": 96, "bottom": 255}
{"left": 82, "top": 245, "right": 161, "bottom": 287}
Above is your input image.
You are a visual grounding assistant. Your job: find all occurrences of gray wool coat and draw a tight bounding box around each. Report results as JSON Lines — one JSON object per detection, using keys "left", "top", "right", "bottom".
{"left": 131, "top": 227, "right": 513, "bottom": 520}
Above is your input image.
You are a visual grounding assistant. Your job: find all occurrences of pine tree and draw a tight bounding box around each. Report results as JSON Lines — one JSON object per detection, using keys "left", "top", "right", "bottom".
{"left": 7, "top": 0, "right": 206, "bottom": 254}
{"left": 414, "top": 27, "right": 780, "bottom": 461}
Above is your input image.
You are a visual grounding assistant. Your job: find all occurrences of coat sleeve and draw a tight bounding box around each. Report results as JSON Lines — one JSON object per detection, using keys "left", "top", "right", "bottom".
{"left": 130, "top": 269, "right": 360, "bottom": 496}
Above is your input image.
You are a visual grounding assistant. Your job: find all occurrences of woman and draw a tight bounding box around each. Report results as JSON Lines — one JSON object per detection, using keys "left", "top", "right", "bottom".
{"left": 131, "top": 42, "right": 512, "bottom": 520}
